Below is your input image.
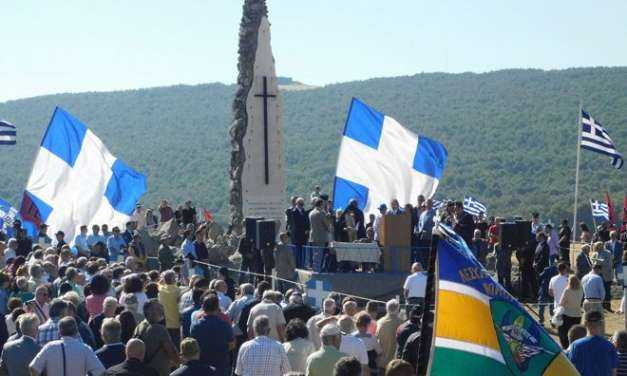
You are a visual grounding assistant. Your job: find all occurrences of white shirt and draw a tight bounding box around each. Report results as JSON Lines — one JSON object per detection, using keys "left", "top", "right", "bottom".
{"left": 373, "top": 214, "right": 385, "bottom": 241}
{"left": 73, "top": 233, "right": 89, "bottom": 252}
{"left": 404, "top": 272, "right": 427, "bottom": 298}
{"left": 29, "top": 336, "right": 105, "bottom": 376}
{"left": 340, "top": 334, "right": 369, "bottom": 365}
{"left": 549, "top": 274, "right": 568, "bottom": 309}
{"left": 217, "top": 291, "right": 233, "bottom": 313}
{"left": 86, "top": 233, "right": 106, "bottom": 247}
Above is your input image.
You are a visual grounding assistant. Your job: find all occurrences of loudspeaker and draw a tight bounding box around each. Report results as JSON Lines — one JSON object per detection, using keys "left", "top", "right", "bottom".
{"left": 255, "top": 219, "right": 276, "bottom": 249}
{"left": 514, "top": 220, "right": 532, "bottom": 246}
{"left": 499, "top": 222, "right": 519, "bottom": 249}
{"left": 245, "top": 217, "right": 264, "bottom": 244}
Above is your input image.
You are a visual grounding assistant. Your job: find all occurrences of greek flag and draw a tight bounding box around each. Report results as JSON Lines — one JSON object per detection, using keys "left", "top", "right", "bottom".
{"left": 581, "top": 110, "right": 623, "bottom": 169}
{"left": 432, "top": 199, "right": 444, "bottom": 210}
{"left": 20, "top": 107, "right": 147, "bottom": 242}
{"left": 590, "top": 200, "right": 609, "bottom": 221}
{"left": 0, "top": 120, "right": 16, "bottom": 145}
{"left": 332, "top": 98, "right": 448, "bottom": 216}
{"left": 463, "top": 197, "right": 486, "bottom": 216}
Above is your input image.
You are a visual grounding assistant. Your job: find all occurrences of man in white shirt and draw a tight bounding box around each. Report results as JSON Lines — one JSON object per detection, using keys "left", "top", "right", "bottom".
{"left": 86, "top": 225, "right": 106, "bottom": 250}
{"left": 307, "top": 298, "right": 337, "bottom": 350}
{"left": 338, "top": 316, "right": 369, "bottom": 376}
{"left": 404, "top": 262, "right": 427, "bottom": 309}
{"left": 548, "top": 262, "right": 569, "bottom": 310}
{"left": 373, "top": 204, "right": 388, "bottom": 242}
{"left": 30, "top": 316, "right": 105, "bottom": 376}
{"left": 215, "top": 280, "right": 233, "bottom": 312}
{"left": 73, "top": 225, "right": 90, "bottom": 257}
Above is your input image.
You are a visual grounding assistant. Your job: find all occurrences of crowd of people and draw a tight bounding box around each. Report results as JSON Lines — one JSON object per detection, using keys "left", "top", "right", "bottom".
{"left": 0, "top": 189, "right": 627, "bottom": 376}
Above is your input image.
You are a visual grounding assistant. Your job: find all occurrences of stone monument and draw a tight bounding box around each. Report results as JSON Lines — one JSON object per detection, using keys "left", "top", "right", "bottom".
{"left": 230, "top": 0, "right": 286, "bottom": 233}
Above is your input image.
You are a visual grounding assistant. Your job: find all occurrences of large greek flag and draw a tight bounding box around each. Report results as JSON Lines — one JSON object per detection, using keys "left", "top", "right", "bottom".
{"left": 20, "top": 107, "right": 147, "bottom": 241}
{"left": 332, "top": 98, "right": 448, "bottom": 215}
{"left": 0, "top": 120, "right": 16, "bottom": 145}
{"left": 581, "top": 110, "right": 623, "bottom": 169}
{"left": 590, "top": 200, "right": 609, "bottom": 222}
{"left": 464, "top": 196, "right": 487, "bottom": 216}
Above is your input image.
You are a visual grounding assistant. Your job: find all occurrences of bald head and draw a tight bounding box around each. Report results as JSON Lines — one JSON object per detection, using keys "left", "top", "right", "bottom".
{"left": 411, "top": 262, "right": 423, "bottom": 273}
{"left": 126, "top": 339, "right": 146, "bottom": 361}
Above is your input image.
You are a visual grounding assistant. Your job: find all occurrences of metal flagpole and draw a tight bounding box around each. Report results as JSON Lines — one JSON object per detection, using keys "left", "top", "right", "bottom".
{"left": 572, "top": 100, "right": 583, "bottom": 241}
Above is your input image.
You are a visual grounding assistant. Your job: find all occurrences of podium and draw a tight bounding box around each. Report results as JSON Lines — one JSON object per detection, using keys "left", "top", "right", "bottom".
{"left": 380, "top": 213, "right": 412, "bottom": 273}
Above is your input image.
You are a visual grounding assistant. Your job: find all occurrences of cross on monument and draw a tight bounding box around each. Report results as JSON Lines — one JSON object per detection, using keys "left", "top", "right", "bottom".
{"left": 306, "top": 279, "right": 332, "bottom": 308}
{"left": 254, "top": 76, "right": 276, "bottom": 185}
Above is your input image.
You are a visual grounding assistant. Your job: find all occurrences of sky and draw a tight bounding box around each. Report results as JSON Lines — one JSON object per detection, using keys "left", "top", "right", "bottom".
{"left": 2, "top": 0, "right": 627, "bottom": 102}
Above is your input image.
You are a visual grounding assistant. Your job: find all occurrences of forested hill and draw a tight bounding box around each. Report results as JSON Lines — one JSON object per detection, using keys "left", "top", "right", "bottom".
{"left": 1, "top": 67, "right": 626, "bottom": 224}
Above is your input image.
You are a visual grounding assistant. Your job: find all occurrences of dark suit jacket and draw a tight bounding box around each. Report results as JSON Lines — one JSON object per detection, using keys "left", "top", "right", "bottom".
{"left": 533, "top": 241, "right": 550, "bottom": 274}
{"left": 0, "top": 335, "right": 41, "bottom": 376}
{"left": 290, "top": 208, "right": 310, "bottom": 245}
{"left": 96, "top": 343, "right": 126, "bottom": 369}
{"left": 454, "top": 212, "right": 475, "bottom": 245}
{"left": 170, "top": 360, "right": 216, "bottom": 376}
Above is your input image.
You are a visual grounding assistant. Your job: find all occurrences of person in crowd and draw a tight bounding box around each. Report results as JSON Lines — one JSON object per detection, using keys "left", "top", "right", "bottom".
{"left": 591, "top": 241, "right": 613, "bottom": 311}
{"left": 29, "top": 316, "right": 105, "bottom": 376}
{"left": 74, "top": 225, "right": 90, "bottom": 257}
{"left": 87, "top": 225, "right": 106, "bottom": 252}
{"left": 396, "top": 305, "right": 421, "bottom": 357}
{"left": 282, "top": 318, "right": 315, "bottom": 374}
{"left": 354, "top": 312, "right": 382, "bottom": 373}
{"left": 606, "top": 231, "right": 624, "bottom": 283}
{"left": 581, "top": 263, "right": 606, "bottom": 331}
{"left": 274, "top": 232, "right": 296, "bottom": 293}
{"left": 181, "top": 201, "right": 197, "bottom": 227}
{"left": 576, "top": 244, "right": 592, "bottom": 280}
{"left": 158, "top": 200, "right": 174, "bottom": 223}
{"left": 453, "top": 201, "right": 475, "bottom": 245}
{"left": 127, "top": 232, "right": 147, "bottom": 267}
{"left": 191, "top": 229, "right": 209, "bottom": 276}
{"left": 237, "top": 281, "right": 270, "bottom": 342}
{"left": 533, "top": 231, "right": 550, "bottom": 278}
{"left": 344, "top": 199, "right": 366, "bottom": 240}
{"left": 214, "top": 280, "right": 232, "bottom": 313}
{"left": 307, "top": 298, "right": 337, "bottom": 350}
{"left": 416, "top": 199, "right": 435, "bottom": 262}
{"left": 376, "top": 299, "right": 402, "bottom": 373}
{"left": 158, "top": 270, "right": 181, "bottom": 348}
{"left": 558, "top": 220, "right": 572, "bottom": 264}
{"left": 579, "top": 222, "right": 592, "bottom": 243}
{"left": 90, "top": 296, "right": 118, "bottom": 349}
{"left": 557, "top": 275, "right": 584, "bottom": 349}
{"left": 0, "top": 313, "right": 40, "bottom": 376}
{"left": 106, "top": 227, "right": 126, "bottom": 263}
{"left": 170, "top": 337, "right": 216, "bottom": 376}
{"left": 36, "top": 299, "right": 67, "bottom": 346}
{"left": 470, "top": 229, "right": 488, "bottom": 264}
{"left": 567, "top": 324, "right": 588, "bottom": 351}
{"left": 335, "top": 316, "right": 368, "bottom": 375}
{"left": 36, "top": 224, "right": 52, "bottom": 248}
{"left": 235, "top": 315, "right": 291, "bottom": 376}
{"left": 119, "top": 274, "right": 148, "bottom": 322}
{"left": 372, "top": 204, "right": 387, "bottom": 244}
{"left": 545, "top": 224, "right": 559, "bottom": 265}
{"left": 181, "top": 289, "right": 204, "bottom": 339}
{"left": 568, "top": 311, "right": 618, "bottom": 376}
{"left": 52, "top": 231, "right": 67, "bottom": 253}
{"left": 306, "top": 323, "right": 346, "bottom": 376}
{"left": 282, "top": 290, "right": 315, "bottom": 324}
{"left": 385, "top": 359, "right": 415, "bottom": 376}
{"left": 364, "top": 302, "right": 378, "bottom": 335}
{"left": 64, "top": 299, "right": 97, "bottom": 349}
{"left": 95, "top": 317, "right": 125, "bottom": 369}
{"left": 25, "top": 285, "right": 50, "bottom": 325}
{"left": 309, "top": 198, "right": 332, "bottom": 271}
{"left": 104, "top": 338, "right": 159, "bottom": 376}
{"left": 530, "top": 212, "right": 542, "bottom": 235}
{"left": 334, "top": 356, "right": 362, "bottom": 376}
{"left": 537, "top": 261, "right": 557, "bottom": 325}
{"left": 190, "top": 293, "right": 234, "bottom": 376}
{"left": 246, "top": 290, "right": 286, "bottom": 342}
{"left": 217, "top": 267, "right": 236, "bottom": 301}
{"left": 117, "top": 310, "right": 137, "bottom": 345}
{"left": 226, "top": 283, "right": 254, "bottom": 338}
{"left": 612, "top": 330, "right": 627, "bottom": 376}
{"left": 86, "top": 274, "right": 110, "bottom": 319}
{"left": 403, "top": 262, "right": 427, "bottom": 311}
{"left": 133, "top": 300, "right": 178, "bottom": 376}
{"left": 494, "top": 242, "right": 512, "bottom": 291}
{"left": 290, "top": 197, "right": 310, "bottom": 269}
{"left": 310, "top": 186, "right": 322, "bottom": 202}
{"left": 517, "top": 234, "right": 537, "bottom": 301}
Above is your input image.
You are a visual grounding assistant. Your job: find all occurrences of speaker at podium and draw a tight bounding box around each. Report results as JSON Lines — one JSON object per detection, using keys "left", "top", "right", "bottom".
{"left": 380, "top": 212, "right": 412, "bottom": 273}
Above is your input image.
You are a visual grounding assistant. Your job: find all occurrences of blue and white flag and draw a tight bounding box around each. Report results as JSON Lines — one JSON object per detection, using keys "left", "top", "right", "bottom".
{"left": 463, "top": 196, "right": 487, "bottom": 216}
{"left": 20, "top": 107, "right": 147, "bottom": 241}
{"left": 0, "top": 198, "right": 19, "bottom": 233}
{"left": 590, "top": 200, "right": 609, "bottom": 222}
{"left": 0, "top": 120, "right": 16, "bottom": 145}
{"left": 581, "top": 110, "right": 623, "bottom": 169}
{"left": 432, "top": 199, "right": 445, "bottom": 210}
{"left": 332, "top": 98, "right": 448, "bottom": 216}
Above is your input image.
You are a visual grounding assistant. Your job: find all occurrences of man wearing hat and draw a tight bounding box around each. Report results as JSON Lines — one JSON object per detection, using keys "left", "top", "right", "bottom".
{"left": 581, "top": 263, "right": 606, "bottom": 329}
{"left": 305, "top": 323, "right": 347, "bottom": 376}
{"left": 567, "top": 310, "right": 618, "bottom": 375}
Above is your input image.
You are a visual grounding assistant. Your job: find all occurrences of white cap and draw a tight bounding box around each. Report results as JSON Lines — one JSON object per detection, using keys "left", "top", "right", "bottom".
{"left": 320, "top": 323, "right": 341, "bottom": 337}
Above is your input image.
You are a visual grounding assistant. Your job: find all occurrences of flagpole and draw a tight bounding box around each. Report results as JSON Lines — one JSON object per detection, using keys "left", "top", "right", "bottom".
{"left": 572, "top": 100, "right": 583, "bottom": 241}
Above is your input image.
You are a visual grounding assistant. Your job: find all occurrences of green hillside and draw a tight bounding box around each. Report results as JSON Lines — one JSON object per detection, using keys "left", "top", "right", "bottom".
{"left": 1, "top": 67, "right": 626, "bottom": 225}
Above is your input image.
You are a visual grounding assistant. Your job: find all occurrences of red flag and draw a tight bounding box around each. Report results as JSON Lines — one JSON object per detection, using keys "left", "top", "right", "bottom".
{"left": 605, "top": 192, "right": 616, "bottom": 226}
{"left": 203, "top": 209, "right": 213, "bottom": 223}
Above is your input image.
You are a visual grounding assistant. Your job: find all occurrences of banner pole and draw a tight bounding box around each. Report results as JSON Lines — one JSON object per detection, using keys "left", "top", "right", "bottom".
{"left": 572, "top": 100, "right": 583, "bottom": 241}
